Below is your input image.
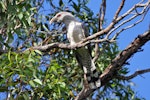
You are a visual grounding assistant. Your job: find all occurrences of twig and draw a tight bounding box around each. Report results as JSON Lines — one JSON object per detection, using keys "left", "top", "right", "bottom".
{"left": 116, "top": 68, "right": 150, "bottom": 80}
{"left": 99, "top": 0, "right": 106, "bottom": 30}
{"left": 93, "top": 0, "right": 106, "bottom": 63}
{"left": 113, "top": 0, "right": 125, "bottom": 20}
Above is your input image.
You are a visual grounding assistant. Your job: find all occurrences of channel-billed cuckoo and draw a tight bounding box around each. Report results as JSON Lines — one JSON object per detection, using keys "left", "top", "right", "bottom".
{"left": 50, "top": 12, "right": 101, "bottom": 89}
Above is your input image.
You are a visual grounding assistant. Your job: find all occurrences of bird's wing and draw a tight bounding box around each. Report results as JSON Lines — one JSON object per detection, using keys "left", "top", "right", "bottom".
{"left": 81, "top": 23, "right": 92, "bottom": 57}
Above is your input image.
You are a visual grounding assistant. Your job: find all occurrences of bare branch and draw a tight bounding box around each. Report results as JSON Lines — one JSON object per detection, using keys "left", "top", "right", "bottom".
{"left": 29, "top": 38, "right": 114, "bottom": 52}
{"left": 113, "top": 0, "right": 125, "bottom": 20}
{"left": 85, "top": 1, "right": 149, "bottom": 43}
{"left": 112, "top": 7, "right": 149, "bottom": 40}
{"left": 116, "top": 68, "right": 150, "bottom": 80}
{"left": 116, "top": 1, "right": 149, "bottom": 22}
{"left": 93, "top": 0, "right": 106, "bottom": 62}
{"left": 99, "top": 0, "right": 106, "bottom": 30}
{"left": 107, "top": 2, "right": 150, "bottom": 39}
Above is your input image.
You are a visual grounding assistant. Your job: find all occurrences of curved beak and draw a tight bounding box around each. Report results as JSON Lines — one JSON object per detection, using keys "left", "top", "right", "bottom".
{"left": 50, "top": 16, "right": 57, "bottom": 24}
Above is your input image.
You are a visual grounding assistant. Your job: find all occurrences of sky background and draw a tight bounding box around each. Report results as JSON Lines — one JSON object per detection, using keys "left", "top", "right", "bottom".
{"left": 87, "top": 0, "right": 150, "bottom": 99}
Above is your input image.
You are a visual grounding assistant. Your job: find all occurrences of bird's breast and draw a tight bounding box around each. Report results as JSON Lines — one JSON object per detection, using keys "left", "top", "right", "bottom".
{"left": 67, "top": 22, "right": 85, "bottom": 45}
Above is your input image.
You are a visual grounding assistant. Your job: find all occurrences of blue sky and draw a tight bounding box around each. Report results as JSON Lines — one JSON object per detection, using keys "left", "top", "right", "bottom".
{"left": 87, "top": 0, "right": 150, "bottom": 99}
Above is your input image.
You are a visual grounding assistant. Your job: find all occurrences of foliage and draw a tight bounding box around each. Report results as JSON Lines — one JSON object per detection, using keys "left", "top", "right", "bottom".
{"left": 0, "top": 0, "right": 145, "bottom": 99}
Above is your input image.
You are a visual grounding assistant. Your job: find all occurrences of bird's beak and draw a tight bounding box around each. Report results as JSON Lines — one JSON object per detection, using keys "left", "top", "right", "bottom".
{"left": 50, "top": 16, "right": 57, "bottom": 24}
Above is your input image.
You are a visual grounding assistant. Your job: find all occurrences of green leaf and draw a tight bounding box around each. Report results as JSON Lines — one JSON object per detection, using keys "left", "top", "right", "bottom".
{"left": 18, "top": 12, "right": 23, "bottom": 19}
{"left": 72, "top": 1, "right": 80, "bottom": 12}
{"left": 58, "top": 82, "right": 66, "bottom": 88}
{"left": 29, "top": 80, "right": 35, "bottom": 87}
{"left": 33, "top": 79, "right": 42, "bottom": 85}
{"left": 0, "top": 2, "right": 7, "bottom": 10}
{"left": 34, "top": 50, "right": 42, "bottom": 55}
{"left": 8, "top": 51, "right": 11, "bottom": 62}
{"left": 23, "top": 92, "right": 29, "bottom": 100}
{"left": 27, "top": 16, "right": 31, "bottom": 25}
{"left": 59, "top": 0, "right": 64, "bottom": 7}
{"left": 28, "top": 53, "right": 35, "bottom": 62}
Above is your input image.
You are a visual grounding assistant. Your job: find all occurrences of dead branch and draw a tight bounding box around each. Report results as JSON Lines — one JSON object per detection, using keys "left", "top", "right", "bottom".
{"left": 29, "top": 38, "right": 114, "bottom": 52}
{"left": 93, "top": 0, "right": 106, "bottom": 62}
{"left": 116, "top": 1, "right": 149, "bottom": 22}
{"left": 75, "top": 30, "right": 150, "bottom": 100}
{"left": 112, "top": 7, "right": 149, "bottom": 40}
{"left": 108, "top": 2, "right": 150, "bottom": 38}
{"left": 116, "top": 68, "right": 150, "bottom": 80}
{"left": 113, "top": 0, "right": 125, "bottom": 20}
{"left": 99, "top": 0, "right": 106, "bottom": 30}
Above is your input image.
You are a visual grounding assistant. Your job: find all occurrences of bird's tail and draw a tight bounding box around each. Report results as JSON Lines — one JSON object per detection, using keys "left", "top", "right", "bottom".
{"left": 75, "top": 47, "right": 101, "bottom": 89}
{"left": 85, "top": 62, "right": 101, "bottom": 89}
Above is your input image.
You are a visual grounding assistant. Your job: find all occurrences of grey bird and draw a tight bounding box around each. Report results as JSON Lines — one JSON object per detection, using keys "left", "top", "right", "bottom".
{"left": 50, "top": 12, "right": 101, "bottom": 89}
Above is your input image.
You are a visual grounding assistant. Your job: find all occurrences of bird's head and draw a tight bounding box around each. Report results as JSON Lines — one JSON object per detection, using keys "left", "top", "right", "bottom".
{"left": 50, "top": 12, "right": 77, "bottom": 25}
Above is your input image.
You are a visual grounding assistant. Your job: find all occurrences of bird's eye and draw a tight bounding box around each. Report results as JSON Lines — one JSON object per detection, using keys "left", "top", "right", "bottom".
{"left": 57, "top": 14, "right": 61, "bottom": 17}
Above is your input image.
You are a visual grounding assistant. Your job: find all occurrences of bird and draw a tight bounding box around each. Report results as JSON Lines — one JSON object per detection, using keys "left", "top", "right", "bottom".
{"left": 50, "top": 11, "right": 101, "bottom": 89}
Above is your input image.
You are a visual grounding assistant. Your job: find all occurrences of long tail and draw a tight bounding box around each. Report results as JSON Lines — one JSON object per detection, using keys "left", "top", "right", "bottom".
{"left": 75, "top": 47, "right": 101, "bottom": 89}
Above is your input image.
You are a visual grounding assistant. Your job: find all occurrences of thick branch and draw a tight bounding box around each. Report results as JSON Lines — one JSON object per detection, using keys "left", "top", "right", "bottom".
{"left": 29, "top": 38, "right": 114, "bottom": 52}
{"left": 75, "top": 30, "right": 150, "bottom": 100}
{"left": 102, "top": 30, "right": 150, "bottom": 85}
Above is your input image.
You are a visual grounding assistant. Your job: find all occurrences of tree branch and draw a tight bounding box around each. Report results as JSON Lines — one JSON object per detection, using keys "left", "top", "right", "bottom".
{"left": 99, "top": 0, "right": 106, "bottom": 30}
{"left": 108, "top": 2, "right": 150, "bottom": 38}
{"left": 93, "top": 0, "right": 106, "bottom": 63}
{"left": 116, "top": 68, "right": 150, "bottom": 80}
{"left": 27, "top": 38, "right": 114, "bottom": 52}
{"left": 116, "top": 1, "right": 149, "bottom": 22}
{"left": 113, "top": 0, "right": 125, "bottom": 20}
{"left": 112, "top": 6, "right": 149, "bottom": 40}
